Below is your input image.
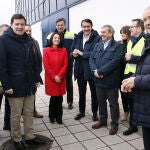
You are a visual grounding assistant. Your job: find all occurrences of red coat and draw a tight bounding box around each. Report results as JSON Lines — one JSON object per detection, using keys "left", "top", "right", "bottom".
{"left": 43, "top": 46, "right": 68, "bottom": 96}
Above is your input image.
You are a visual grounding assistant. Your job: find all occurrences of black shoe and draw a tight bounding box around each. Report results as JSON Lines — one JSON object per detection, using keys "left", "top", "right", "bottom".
{"left": 3, "top": 125, "right": 11, "bottom": 131}
{"left": 74, "top": 113, "right": 85, "bottom": 120}
{"left": 50, "top": 118, "right": 55, "bottom": 123}
{"left": 123, "top": 127, "right": 138, "bottom": 136}
{"left": 26, "top": 136, "right": 46, "bottom": 145}
{"left": 92, "top": 114, "right": 98, "bottom": 121}
{"left": 68, "top": 103, "right": 73, "bottom": 109}
{"left": 13, "top": 140, "right": 26, "bottom": 150}
{"left": 56, "top": 118, "right": 63, "bottom": 124}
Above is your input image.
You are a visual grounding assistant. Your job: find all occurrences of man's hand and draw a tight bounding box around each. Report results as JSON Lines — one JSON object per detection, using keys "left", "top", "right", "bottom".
{"left": 5, "top": 89, "right": 13, "bottom": 94}
{"left": 72, "top": 49, "right": 79, "bottom": 57}
{"left": 72, "top": 49, "right": 83, "bottom": 57}
{"left": 35, "top": 82, "right": 40, "bottom": 87}
{"left": 125, "top": 53, "right": 131, "bottom": 61}
{"left": 121, "top": 77, "right": 135, "bottom": 92}
{"left": 93, "top": 70, "right": 104, "bottom": 78}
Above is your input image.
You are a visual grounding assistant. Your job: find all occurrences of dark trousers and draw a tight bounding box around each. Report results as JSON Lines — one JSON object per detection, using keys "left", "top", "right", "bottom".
{"left": 96, "top": 87, "right": 119, "bottom": 128}
{"left": 4, "top": 97, "right": 10, "bottom": 126}
{"left": 142, "top": 126, "right": 150, "bottom": 150}
{"left": 66, "top": 67, "right": 73, "bottom": 104}
{"left": 0, "top": 94, "right": 3, "bottom": 109}
{"left": 77, "top": 74, "right": 98, "bottom": 115}
{"left": 49, "top": 96, "right": 63, "bottom": 120}
{"left": 120, "top": 90, "right": 129, "bottom": 112}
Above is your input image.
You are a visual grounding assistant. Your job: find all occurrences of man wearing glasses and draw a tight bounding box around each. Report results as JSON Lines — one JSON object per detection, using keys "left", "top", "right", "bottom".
{"left": 122, "top": 18, "right": 145, "bottom": 136}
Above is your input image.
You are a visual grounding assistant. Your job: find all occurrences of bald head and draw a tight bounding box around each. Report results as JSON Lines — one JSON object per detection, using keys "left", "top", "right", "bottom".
{"left": 0, "top": 24, "right": 9, "bottom": 35}
{"left": 143, "top": 6, "right": 150, "bottom": 34}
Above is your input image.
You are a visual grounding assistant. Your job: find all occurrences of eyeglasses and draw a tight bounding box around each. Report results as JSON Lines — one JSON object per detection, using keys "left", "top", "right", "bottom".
{"left": 129, "top": 26, "right": 138, "bottom": 29}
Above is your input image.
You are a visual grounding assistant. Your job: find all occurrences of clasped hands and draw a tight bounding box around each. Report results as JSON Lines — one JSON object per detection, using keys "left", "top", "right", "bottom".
{"left": 121, "top": 77, "right": 135, "bottom": 92}
{"left": 55, "top": 75, "right": 61, "bottom": 83}
{"left": 72, "top": 49, "right": 83, "bottom": 57}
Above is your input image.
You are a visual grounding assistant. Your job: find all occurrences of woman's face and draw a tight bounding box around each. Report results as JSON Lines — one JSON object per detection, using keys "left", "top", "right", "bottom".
{"left": 52, "top": 34, "right": 60, "bottom": 47}
{"left": 120, "top": 32, "right": 128, "bottom": 41}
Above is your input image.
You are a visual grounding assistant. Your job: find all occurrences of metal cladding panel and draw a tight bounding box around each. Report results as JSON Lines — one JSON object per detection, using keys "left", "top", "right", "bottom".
{"left": 41, "top": 9, "right": 68, "bottom": 47}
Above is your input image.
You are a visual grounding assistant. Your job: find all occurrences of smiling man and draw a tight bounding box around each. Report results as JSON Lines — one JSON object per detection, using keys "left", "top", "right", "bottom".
{"left": 72, "top": 19, "right": 101, "bottom": 121}
{"left": 0, "top": 14, "right": 45, "bottom": 150}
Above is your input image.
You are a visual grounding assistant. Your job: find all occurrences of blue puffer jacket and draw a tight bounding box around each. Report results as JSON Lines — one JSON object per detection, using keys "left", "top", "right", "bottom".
{"left": 132, "top": 34, "right": 150, "bottom": 128}
{"left": 0, "top": 27, "right": 40, "bottom": 97}
{"left": 72, "top": 29, "right": 101, "bottom": 80}
{"left": 89, "top": 38, "right": 123, "bottom": 88}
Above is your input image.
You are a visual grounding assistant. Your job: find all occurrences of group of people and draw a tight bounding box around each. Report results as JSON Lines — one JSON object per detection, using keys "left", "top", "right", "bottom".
{"left": 0, "top": 5, "right": 150, "bottom": 150}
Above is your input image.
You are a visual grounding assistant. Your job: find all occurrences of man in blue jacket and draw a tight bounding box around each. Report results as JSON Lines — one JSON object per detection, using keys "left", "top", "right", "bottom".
{"left": 72, "top": 19, "right": 101, "bottom": 121}
{"left": 0, "top": 14, "right": 45, "bottom": 149}
{"left": 121, "top": 6, "right": 150, "bottom": 150}
{"left": 89, "top": 25, "right": 123, "bottom": 135}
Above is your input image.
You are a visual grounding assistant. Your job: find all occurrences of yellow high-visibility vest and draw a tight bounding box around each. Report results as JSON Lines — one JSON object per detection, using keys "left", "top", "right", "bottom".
{"left": 46, "top": 31, "right": 74, "bottom": 40}
{"left": 124, "top": 37, "right": 145, "bottom": 75}
{"left": 0, "top": 81, "right": 2, "bottom": 86}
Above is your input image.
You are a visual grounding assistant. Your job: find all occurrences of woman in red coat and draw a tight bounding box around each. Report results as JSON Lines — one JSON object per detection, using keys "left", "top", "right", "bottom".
{"left": 43, "top": 33, "right": 68, "bottom": 124}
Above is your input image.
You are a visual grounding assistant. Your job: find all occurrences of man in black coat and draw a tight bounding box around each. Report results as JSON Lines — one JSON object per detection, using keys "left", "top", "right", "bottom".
{"left": 72, "top": 19, "right": 101, "bottom": 121}
{"left": 0, "top": 14, "right": 45, "bottom": 150}
{"left": 121, "top": 6, "right": 150, "bottom": 150}
{"left": 25, "top": 24, "right": 43, "bottom": 118}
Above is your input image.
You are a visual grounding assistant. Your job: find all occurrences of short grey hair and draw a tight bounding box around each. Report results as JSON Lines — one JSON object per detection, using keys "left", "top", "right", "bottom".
{"left": 102, "top": 25, "right": 115, "bottom": 36}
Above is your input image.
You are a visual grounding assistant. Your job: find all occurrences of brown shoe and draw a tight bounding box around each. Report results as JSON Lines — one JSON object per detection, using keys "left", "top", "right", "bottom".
{"left": 92, "top": 122, "right": 107, "bottom": 129}
{"left": 34, "top": 111, "right": 43, "bottom": 118}
{"left": 109, "top": 127, "right": 118, "bottom": 135}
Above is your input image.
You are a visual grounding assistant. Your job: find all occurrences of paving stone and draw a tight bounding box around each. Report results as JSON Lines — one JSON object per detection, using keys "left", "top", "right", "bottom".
{"left": 74, "top": 130, "right": 96, "bottom": 142}
{"left": 101, "top": 135, "right": 124, "bottom": 146}
{"left": 50, "top": 127, "right": 70, "bottom": 137}
{"left": 82, "top": 138, "right": 106, "bottom": 150}
{"left": 55, "top": 134, "right": 77, "bottom": 146}
{"left": 68, "top": 124, "right": 87, "bottom": 134}
{"left": 62, "top": 142, "right": 86, "bottom": 150}
{"left": 128, "top": 138, "right": 144, "bottom": 150}
{"left": 110, "top": 142, "right": 136, "bottom": 150}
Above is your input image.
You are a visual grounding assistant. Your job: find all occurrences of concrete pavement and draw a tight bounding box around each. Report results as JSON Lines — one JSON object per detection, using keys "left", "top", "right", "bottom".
{"left": 0, "top": 73, "right": 144, "bottom": 150}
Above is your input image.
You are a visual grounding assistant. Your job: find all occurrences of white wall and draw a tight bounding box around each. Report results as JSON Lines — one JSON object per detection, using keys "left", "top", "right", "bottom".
{"left": 69, "top": 0, "right": 150, "bottom": 40}
{"left": 32, "top": 22, "right": 43, "bottom": 54}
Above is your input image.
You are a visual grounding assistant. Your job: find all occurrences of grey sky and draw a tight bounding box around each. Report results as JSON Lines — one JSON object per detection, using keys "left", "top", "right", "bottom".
{"left": 0, "top": 0, "right": 15, "bottom": 25}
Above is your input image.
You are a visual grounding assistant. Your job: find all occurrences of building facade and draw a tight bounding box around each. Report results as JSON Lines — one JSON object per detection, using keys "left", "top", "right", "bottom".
{"left": 15, "top": 0, "right": 86, "bottom": 47}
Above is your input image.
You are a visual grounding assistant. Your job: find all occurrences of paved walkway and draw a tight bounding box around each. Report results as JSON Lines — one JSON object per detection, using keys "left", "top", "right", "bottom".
{"left": 0, "top": 73, "right": 144, "bottom": 150}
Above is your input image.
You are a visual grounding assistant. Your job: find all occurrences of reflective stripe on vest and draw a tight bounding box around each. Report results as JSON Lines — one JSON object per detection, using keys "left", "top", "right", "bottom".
{"left": 0, "top": 81, "right": 2, "bottom": 86}
{"left": 124, "top": 37, "right": 145, "bottom": 75}
{"left": 46, "top": 31, "right": 74, "bottom": 40}
{"left": 64, "top": 31, "right": 75, "bottom": 40}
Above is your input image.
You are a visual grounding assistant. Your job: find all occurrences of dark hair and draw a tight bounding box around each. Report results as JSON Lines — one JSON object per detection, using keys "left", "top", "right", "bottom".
{"left": 56, "top": 18, "right": 66, "bottom": 25}
{"left": 132, "top": 18, "right": 144, "bottom": 31}
{"left": 120, "top": 25, "right": 131, "bottom": 40}
{"left": 81, "top": 19, "right": 93, "bottom": 27}
{"left": 10, "top": 14, "right": 26, "bottom": 24}
{"left": 48, "top": 33, "right": 63, "bottom": 48}
{"left": 25, "top": 24, "right": 31, "bottom": 27}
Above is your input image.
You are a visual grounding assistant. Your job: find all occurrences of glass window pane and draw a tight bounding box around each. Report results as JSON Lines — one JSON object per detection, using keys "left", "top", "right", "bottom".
{"left": 57, "top": 0, "right": 66, "bottom": 9}
{"left": 50, "top": 0, "right": 56, "bottom": 13}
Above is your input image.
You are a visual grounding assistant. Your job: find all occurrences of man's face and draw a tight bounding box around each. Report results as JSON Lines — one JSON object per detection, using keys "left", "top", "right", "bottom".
{"left": 81, "top": 21, "right": 92, "bottom": 36}
{"left": 100, "top": 27, "right": 112, "bottom": 42}
{"left": 0, "top": 26, "right": 8, "bottom": 35}
{"left": 129, "top": 21, "right": 141, "bottom": 37}
{"left": 11, "top": 19, "right": 25, "bottom": 35}
{"left": 143, "top": 7, "right": 150, "bottom": 34}
{"left": 56, "top": 21, "right": 65, "bottom": 33}
{"left": 25, "top": 25, "right": 32, "bottom": 37}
